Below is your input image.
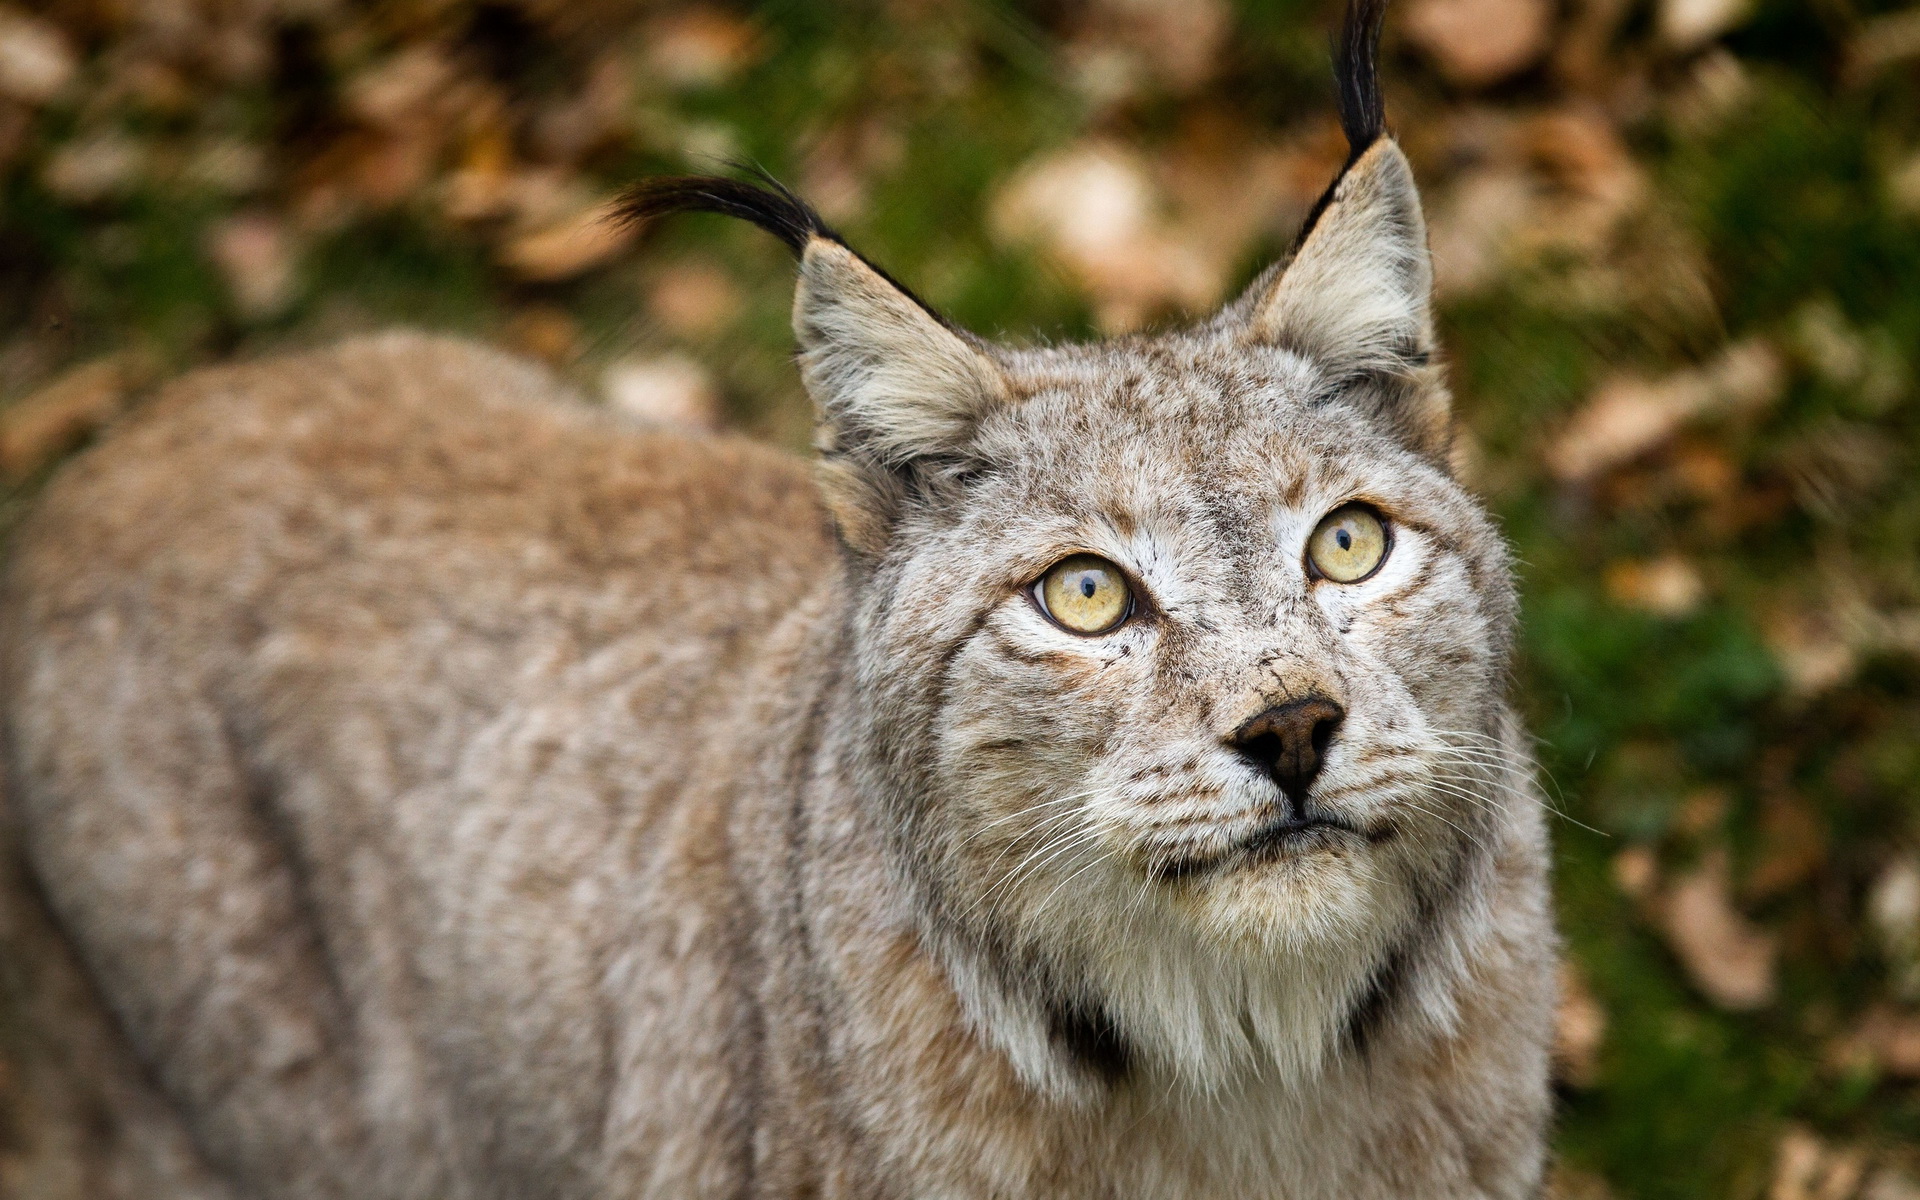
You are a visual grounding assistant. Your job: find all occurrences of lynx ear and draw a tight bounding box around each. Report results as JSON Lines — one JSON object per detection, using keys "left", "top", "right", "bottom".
{"left": 793, "top": 240, "right": 1006, "bottom": 464}
{"left": 620, "top": 173, "right": 1007, "bottom": 554}
{"left": 1231, "top": 0, "right": 1452, "bottom": 462}
{"left": 1245, "top": 138, "right": 1433, "bottom": 379}
{"left": 793, "top": 239, "right": 1008, "bottom": 553}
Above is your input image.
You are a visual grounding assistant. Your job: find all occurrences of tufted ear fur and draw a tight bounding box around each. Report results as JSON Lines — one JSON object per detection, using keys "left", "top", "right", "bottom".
{"left": 1226, "top": 0, "right": 1453, "bottom": 462}
{"left": 793, "top": 240, "right": 1008, "bottom": 553}
{"left": 619, "top": 173, "right": 1008, "bottom": 554}
{"left": 1245, "top": 139, "right": 1433, "bottom": 380}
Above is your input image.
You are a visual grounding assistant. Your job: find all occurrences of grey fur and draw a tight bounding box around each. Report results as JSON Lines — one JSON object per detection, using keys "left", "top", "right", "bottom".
{"left": 0, "top": 34, "right": 1555, "bottom": 1200}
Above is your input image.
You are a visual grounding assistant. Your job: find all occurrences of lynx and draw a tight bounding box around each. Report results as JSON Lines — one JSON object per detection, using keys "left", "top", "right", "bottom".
{"left": 0, "top": 2, "right": 1556, "bottom": 1195}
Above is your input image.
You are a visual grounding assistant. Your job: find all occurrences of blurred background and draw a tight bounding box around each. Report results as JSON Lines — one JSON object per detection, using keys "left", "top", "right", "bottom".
{"left": 0, "top": 0, "right": 1915, "bottom": 1195}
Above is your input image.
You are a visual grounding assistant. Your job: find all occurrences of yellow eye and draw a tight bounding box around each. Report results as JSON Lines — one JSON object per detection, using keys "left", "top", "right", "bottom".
{"left": 1037, "top": 554, "right": 1132, "bottom": 634}
{"left": 1307, "top": 505, "right": 1389, "bottom": 583}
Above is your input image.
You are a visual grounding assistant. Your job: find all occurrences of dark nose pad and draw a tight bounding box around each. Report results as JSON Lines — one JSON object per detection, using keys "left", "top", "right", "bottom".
{"left": 1230, "top": 698, "right": 1346, "bottom": 805}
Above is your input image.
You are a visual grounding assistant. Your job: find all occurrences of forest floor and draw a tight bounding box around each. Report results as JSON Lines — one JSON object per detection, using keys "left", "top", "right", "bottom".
{"left": 2, "top": 0, "right": 1919, "bottom": 1195}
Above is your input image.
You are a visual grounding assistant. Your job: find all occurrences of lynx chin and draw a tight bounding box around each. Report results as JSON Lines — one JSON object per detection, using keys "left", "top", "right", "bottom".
{"left": 0, "top": 1, "right": 1556, "bottom": 1195}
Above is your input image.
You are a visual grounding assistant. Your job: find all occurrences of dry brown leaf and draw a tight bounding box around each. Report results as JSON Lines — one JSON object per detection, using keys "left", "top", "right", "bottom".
{"left": 1404, "top": 0, "right": 1551, "bottom": 87}
{"left": 1660, "top": 0, "right": 1751, "bottom": 48}
{"left": 991, "top": 133, "right": 1305, "bottom": 333}
{"left": 207, "top": 212, "right": 298, "bottom": 321}
{"left": 800, "top": 117, "right": 906, "bottom": 224}
{"left": 0, "top": 7, "right": 75, "bottom": 105}
{"left": 41, "top": 134, "right": 146, "bottom": 203}
{"left": 1847, "top": 10, "right": 1920, "bottom": 81}
{"left": 502, "top": 305, "right": 582, "bottom": 366}
{"left": 647, "top": 261, "right": 742, "bottom": 339}
{"left": 1553, "top": 960, "right": 1608, "bottom": 1088}
{"left": 1612, "top": 845, "right": 1660, "bottom": 902}
{"left": 500, "top": 200, "right": 636, "bottom": 281}
{"left": 1865, "top": 1168, "right": 1920, "bottom": 1200}
{"left": 1871, "top": 858, "right": 1920, "bottom": 998}
{"left": 1547, "top": 339, "right": 1784, "bottom": 483}
{"left": 991, "top": 142, "right": 1211, "bottom": 332}
{"left": 345, "top": 46, "right": 456, "bottom": 131}
{"left": 1604, "top": 555, "right": 1707, "bottom": 617}
{"left": 0, "top": 360, "right": 127, "bottom": 483}
{"left": 1672, "top": 788, "right": 1731, "bottom": 838}
{"left": 1763, "top": 606, "right": 1857, "bottom": 698}
{"left": 1831, "top": 1007, "right": 1920, "bottom": 1079}
{"left": 1664, "top": 848, "right": 1776, "bottom": 1010}
{"left": 1772, "top": 1126, "right": 1868, "bottom": 1200}
{"left": 643, "top": 9, "right": 760, "bottom": 89}
{"left": 1068, "top": 0, "right": 1231, "bottom": 96}
{"left": 602, "top": 354, "right": 721, "bottom": 431}
{"left": 1427, "top": 167, "right": 1538, "bottom": 297}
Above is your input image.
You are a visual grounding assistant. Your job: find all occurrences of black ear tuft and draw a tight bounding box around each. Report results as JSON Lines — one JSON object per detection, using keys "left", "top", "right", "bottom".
{"left": 1292, "top": 0, "right": 1391, "bottom": 250}
{"left": 1333, "top": 0, "right": 1388, "bottom": 167}
{"left": 617, "top": 167, "right": 957, "bottom": 331}
{"left": 617, "top": 168, "right": 839, "bottom": 259}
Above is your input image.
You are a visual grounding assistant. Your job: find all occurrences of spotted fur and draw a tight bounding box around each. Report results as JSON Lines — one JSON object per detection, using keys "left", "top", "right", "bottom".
{"left": 0, "top": 2, "right": 1555, "bottom": 1195}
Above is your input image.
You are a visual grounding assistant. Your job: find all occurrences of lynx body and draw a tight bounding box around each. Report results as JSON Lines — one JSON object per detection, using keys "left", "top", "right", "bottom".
{"left": 0, "top": 8, "right": 1556, "bottom": 1196}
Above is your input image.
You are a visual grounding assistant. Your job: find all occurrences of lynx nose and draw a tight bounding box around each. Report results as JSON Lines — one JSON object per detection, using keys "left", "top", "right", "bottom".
{"left": 1230, "top": 698, "right": 1346, "bottom": 804}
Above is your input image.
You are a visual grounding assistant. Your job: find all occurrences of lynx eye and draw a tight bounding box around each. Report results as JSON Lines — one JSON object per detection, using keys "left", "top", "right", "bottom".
{"left": 1307, "top": 504, "right": 1389, "bottom": 583}
{"left": 1036, "top": 555, "right": 1132, "bottom": 635}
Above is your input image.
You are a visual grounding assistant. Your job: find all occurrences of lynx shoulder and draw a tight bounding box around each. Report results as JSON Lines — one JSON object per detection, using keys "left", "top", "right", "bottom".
{"left": 0, "top": 2, "right": 1557, "bottom": 1196}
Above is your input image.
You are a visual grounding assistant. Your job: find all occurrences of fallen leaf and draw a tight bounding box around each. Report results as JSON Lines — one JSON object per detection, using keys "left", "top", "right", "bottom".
{"left": 207, "top": 212, "right": 299, "bottom": 320}
{"left": 502, "top": 305, "right": 581, "bottom": 366}
{"left": 1833, "top": 1006, "right": 1920, "bottom": 1079}
{"left": 1762, "top": 606, "right": 1856, "bottom": 698}
{"left": 530, "top": 52, "right": 635, "bottom": 165}
{"left": 1847, "top": 9, "right": 1920, "bottom": 82}
{"left": 647, "top": 260, "right": 742, "bottom": 338}
{"left": 0, "top": 7, "right": 75, "bottom": 104}
{"left": 643, "top": 9, "right": 759, "bottom": 89}
{"left": 500, "top": 199, "right": 636, "bottom": 281}
{"left": 182, "top": 138, "right": 269, "bottom": 196}
{"left": 800, "top": 116, "right": 905, "bottom": 224}
{"left": 1790, "top": 299, "right": 1906, "bottom": 413}
{"left": 603, "top": 354, "right": 721, "bottom": 431}
{"left": 1613, "top": 845, "right": 1660, "bottom": 902}
{"left": 991, "top": 139, "right": 1259, "bottom": 332}
{"left": 1068, "top": 0, "right": 1231, "bottom": 94}
{"left": 1872, "top": 857, "right": 1920, "bottom": 998}
{"left": 1865, "top": 1168, "right": 1920, "bottom": 1200}
{"left": 1659, "top": 0, "right": 1751, "bottom": 49}
{"left": 1772, "top": 1125, "right": 1867, "bottom": 1200}
{"left": 41, "top": 133, "right": 147, "bottom": 203}
{"left": 1663, "top": 848, "right": 1776, "bottom": 1010}
{"left": 1672, "top": 787, "right": 1731, "bottom": 838}
{"left": 1668, "top": 49, "right": 1754, "bottom": 133}
{"left": 344, "top": 46, "right": 456, "bottom": 130}
{"left": 1547, "top": 339, "right": 1785, "bottom": 483}
{"left": 0, "top": 360, "right": 127, "bottom": 482}
{"left": 992, "top": 142, "right": 1194, "bottom": 331}
{"left": 1405, "top": 0, "right": 1552, "bottom": 86}
{"left": 1605, "top": 555, "right": 1707, "bottom": 617}
{"left": 1427, "top": 167, "right": 1539, "bottom": 297}
{"left": 1554, "top": 959, "right": 1608, "bottom": 1087}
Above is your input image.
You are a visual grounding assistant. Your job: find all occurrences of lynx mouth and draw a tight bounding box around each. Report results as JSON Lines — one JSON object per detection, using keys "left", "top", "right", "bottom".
{"left": 1149, "top": 811, "right": 1387, "bottom": 883}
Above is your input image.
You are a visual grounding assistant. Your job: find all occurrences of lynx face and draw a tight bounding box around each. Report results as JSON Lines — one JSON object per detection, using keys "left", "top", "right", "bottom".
{"left": 630, "top": 55, "right": 1531, "bottom": 1090}
{"left": 851, "top": 323, "right": 1519, "bottom": 1089}
{"left": 908, "top": 342, "right": 1512, "bottom": 948}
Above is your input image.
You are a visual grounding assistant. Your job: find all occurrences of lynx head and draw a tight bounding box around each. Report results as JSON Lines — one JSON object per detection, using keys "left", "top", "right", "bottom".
{"left": 625, "top": 0, "right": 1531, "bottom": 1096}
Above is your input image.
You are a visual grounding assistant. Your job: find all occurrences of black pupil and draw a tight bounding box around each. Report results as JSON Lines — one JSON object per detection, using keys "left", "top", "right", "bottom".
{"left": 1079, "top": 574, "right": 1097, "bottom": 598}
{"left": 1335, "top": 528, "right": 1352, "bottom": 551}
